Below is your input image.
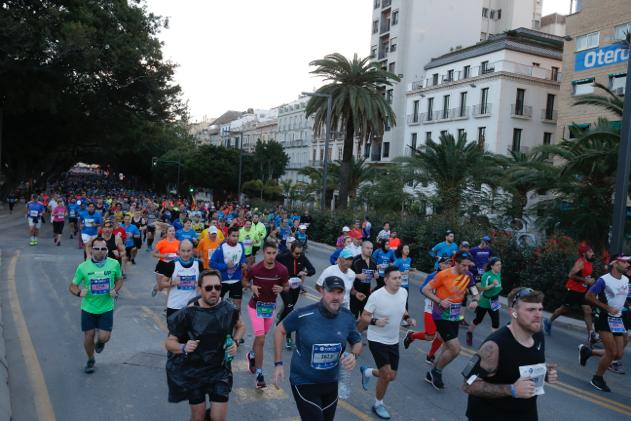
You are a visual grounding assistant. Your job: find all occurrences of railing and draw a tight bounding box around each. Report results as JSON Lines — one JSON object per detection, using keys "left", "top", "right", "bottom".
{"left": 421, "top": 112, "right": 435, "bottom": 123}
{"left": 378, "top": 48, "right": 387, "bottom": 60}
{"left": 451, "top": 106, "right": 470, "bottom": 120}
{"left": 435, "top": 109, "right": 451, "bottom": 121}
{"left": 308, "top": 160, "right": 323, "bottom": 167}
{"left": 473, "top": 103, "right": 492, "bottom": 116}
{"left": 541, "top": 109, "right": 558, "bottom": 122}
{"left": 511, "top": 104, "right": 532, "bottom": 118}
{"left": 407, "top": 113, "right": 421, "bottom": 125}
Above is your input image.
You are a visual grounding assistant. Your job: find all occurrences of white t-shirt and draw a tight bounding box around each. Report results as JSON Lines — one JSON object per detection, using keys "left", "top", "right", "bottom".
{"left": 316, "top": 265, "right": 356, "bottom": 309}
{"left": 166, "top": 259, "right": 200, "bottom": 310}
{"left": 347, "top": 244, "right": 362, "bottom": 257}
{"left": 221, "top": 242, "right": 243, "bottom": 284}
{"left": 364, "top": 287, "right": 408, "bottom": 345}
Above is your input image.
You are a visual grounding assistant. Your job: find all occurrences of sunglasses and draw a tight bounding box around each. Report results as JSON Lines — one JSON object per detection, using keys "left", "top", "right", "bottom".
{"left": 203, "top": 285, "right": 222, "bottom": 292}
{"left": 511, "top": 287, "right": 535, "bottom": 307}
{"left": 93, "top": 247, "right": 108, "bottom": 251}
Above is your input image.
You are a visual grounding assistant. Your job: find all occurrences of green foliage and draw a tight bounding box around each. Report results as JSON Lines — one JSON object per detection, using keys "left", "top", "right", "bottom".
{"left": 252, "top": 140, "right": 289, "bottom": 181}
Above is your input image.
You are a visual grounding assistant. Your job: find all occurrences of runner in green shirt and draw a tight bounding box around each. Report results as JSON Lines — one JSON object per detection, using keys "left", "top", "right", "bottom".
{"left": 251, "top": 213, "right": 267, "bottom": 257}
{"left": 239, "top": 220, "right": 256, "bottom": 265}
{"left": 69, "top": 237, "right": 123, "bottom": 373}
{"left": 466, "top": 257, "right": 502, "bottom": 346}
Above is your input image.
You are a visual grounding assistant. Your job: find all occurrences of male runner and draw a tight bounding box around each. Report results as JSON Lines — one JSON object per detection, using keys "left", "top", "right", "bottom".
{"left": 79, "top": 202, "right": 103, "bottom": 259}
{"left": 350, "top": 241, "right": 378, "bottom": 319}
{"left": 239, "top": 219, "right": 256, "bottom": 265}
{"left": 26, "top": 195, "right": 46, "bottom": 245}
{"left": 68, "top": 237, "right": 123, "bottom": 373}
{"left": 251, "top": 213, "right": 267, "bottom": 257}
{"left": 211, "top": 226, "right": 247, "bottom": 309}
{"left": 122, "top": 214, "right": 141, "bottom": 266}
{"left": 196, "top": 226, "right": 222, "bottom": 270}
{"left": 316, "top": 249, "right": 358, "bottom": 310}
{"left": 158, "top": 240, "right": 203, "bottom": 319}
{"left": 429, "top": 230, "right": 458, "bottom": 270}
{"left": 67, "top": 197, "right": 80, "bottom": 239}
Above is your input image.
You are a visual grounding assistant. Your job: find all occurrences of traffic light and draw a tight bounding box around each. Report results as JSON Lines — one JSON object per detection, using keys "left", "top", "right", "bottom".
{"left": 151, "top": 157, "right": 158, "bottom": 167}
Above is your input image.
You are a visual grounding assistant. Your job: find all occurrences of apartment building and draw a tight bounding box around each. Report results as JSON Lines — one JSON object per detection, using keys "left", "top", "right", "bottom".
{"left": 241, "top": 119, "right": 278, "bottom": 153}
{"left": 405, "top": 28, "right": 563, "bottom": 154}
{"left": 369, "top": 0, "right": 542, "bottom": 161}
{"left": 276, "top": 97, "right": 314, "bottom": 183}
{"left": 557, "top": 0, "right": 631, "bottom": 139}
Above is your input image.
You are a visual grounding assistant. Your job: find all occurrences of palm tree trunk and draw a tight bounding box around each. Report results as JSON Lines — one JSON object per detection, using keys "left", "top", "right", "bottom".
{"left": 338, "top": 120, "right": 355, "bottom": 209}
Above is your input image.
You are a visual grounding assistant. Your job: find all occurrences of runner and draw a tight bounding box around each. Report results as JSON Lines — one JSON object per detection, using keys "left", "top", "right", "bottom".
{"left": 67, "top": 197, "right": 80, "bottom": 239}
{"left": 316, "top": 249, "right": 357, "bottom": 310}
{"left": 466, "top": 257, "right": 502, "bottom": 346}
{"left": 469, "top": 235, "right": 494, "bottom": 280}
{"left": 251, "top": 213, "right": 267, "bottom": 258}
{"left": 211, "top": 226, "right": 247, "bottom": 310}
{"left": 131, "top": 210, "right": 147, "bottom": 250}
{"left": 176, "top": 218, "right": 199, "bottom": 247}
{"left": 273, "top": 276, "right": 362, "bottom": 421}
{"left": 373, "top": 240, "right": 396, "bottom": 290}
{"left": 349, "top": 221, "right": 363, "bottom": 242}
{"left": 422, "top": 250, "right": 479, "bottom": 390}
{"left": 239, "top": 219, "right": 256, "bottom": 266}
{"left": 544, "top": 243, "right": 597, "bottom": 344}
{"left": 7, "top": 192, "right": 17, "bottom": 214}
{"left": 580, "top": 254, "right": 630, "bottom": 392}
{"left": 101, "top": 220, "right": 125, "bottom": 266}
{"left": 196, "top": 226, "right": 222, "bottom": 270}
{"left": 394, "top": 244, "right": 415, "bottom": 313}
{"left": 145, "top": 203, "right": 159, "bottom": 251}
{"left": 243, "top": 241, "right": 289, "bottom": 389}
{"left": 51, "top": 199, "right": 66, "bottom": 246}
{"left": 152, "top": 226, "right": 180, "bottom": 296}
{"left": 79, "top": 202, "right": 103, "bottom": 259}
{"left": 429, "top": 229, "right": 458, "bottom": 270}
{"left": 68, "top": 237, "right": 123, "bottom": 373}
{"left": 336, "top": 226, "right": 351, "bottom": 248}
{"left": 376, "top": 222, "right": 391, "bottom": 243}
{"left": 358, "top": 266, "right": 416, "bottom": 419}
{"left": 388, "top": 231, "right": 401, "bottom": 251}
{"left": 165, "top": 269, "right": 245, "bottom": 421}
{"left": 362, "top": 216, "right": 372, "bottom": 241}
{"left": 158, "top": 240, "right": 203, "bottom": 319}
{"left": 122, "top": 213, "right": 141, "bottom": 267}
{"left": 350, "top": 241, "right": 378, "bottom": 320}
{"left": 26, "top": 194, "right": 46, "bottom": 246}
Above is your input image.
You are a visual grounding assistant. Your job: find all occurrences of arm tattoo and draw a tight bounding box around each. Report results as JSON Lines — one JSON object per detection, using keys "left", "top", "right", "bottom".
{"left": 462, "top": 341, "right": 510, "bottom": 398}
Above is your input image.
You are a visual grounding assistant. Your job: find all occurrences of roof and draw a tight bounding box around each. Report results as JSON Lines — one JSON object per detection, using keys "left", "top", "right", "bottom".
{"left": 541, "top": 13, "right": 566, "bottom": 26}
{"left": 209, "top": 110, "right": 243, "bottom": 126}
{"left": 424, "top": 28, "right": 564, "bottom": 70}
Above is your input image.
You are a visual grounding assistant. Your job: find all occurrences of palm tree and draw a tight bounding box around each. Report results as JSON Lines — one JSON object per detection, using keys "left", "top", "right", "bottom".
{"left": 297, "top": 166, "right": 336, "bottom": 204}
{"left": 305, "top": 53, "right": 399, "bottom": 209}
{"left": 328, "top": 157, "right": 378, "bottom": 203}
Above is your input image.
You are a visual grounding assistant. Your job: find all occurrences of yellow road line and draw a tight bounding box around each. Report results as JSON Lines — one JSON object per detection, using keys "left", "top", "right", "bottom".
{"left": 547, "top": 383, "right": 631, "bottom": 417}
{"left": 7, "top": 251, "right": 57, "bottom": 421}
{"left": 553, "top": 381, "right": 631, "bottom": 411}
{"left": 141, "top": 306, "right": 168, "bottom": 332}
{"left": 337, "top": 400, "right": 373, "bottom": 421}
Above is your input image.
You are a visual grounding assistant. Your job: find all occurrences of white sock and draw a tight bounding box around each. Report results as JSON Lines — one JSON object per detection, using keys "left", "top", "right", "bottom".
{"left": 375, "top": 399, "right": 384, "bottom": 406}
{"left": 364, "top": 367, "right": 376, "bottom": 377}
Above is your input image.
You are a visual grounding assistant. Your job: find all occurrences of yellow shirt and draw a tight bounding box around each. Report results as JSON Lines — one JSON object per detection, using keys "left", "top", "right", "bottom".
{"left": 196, "top": 237, "right": 222, "bottom": 269}
{"left": 201, "top": 227, "right": 224, "bottom": 242}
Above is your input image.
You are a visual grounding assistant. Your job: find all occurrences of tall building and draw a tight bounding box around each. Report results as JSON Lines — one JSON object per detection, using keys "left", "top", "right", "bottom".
{"left": 369, "top": 0, "right": 542, "bottom": 161}
{"left": 276, "top": 96, "right": 314, "bottom": 184}
{"left": 556, "top": 0, "right": 630, "bottom": 139}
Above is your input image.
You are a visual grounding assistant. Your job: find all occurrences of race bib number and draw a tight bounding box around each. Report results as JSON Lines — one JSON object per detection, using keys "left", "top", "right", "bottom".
{"left": 177, "top": 275, "right": 197, "bottom": 290}
{"left": 608, "top": 316, "right": 626, "bottom": 333}
{"left": 424, "top": 298, "right": 433, "bottom": 313}
{"left": 256, "top": 302, "right": 276, "bottom": 318}
{"left": 29, "top": 210, "right": 39, "bottom": 217}
{"left": 90, "top": 278, "right": 111, "bottom": 295}
{"left": 490, "top": 298, "right": 501, "bottom": 312}
{"left": 84, "top": 218, "right": 94, "bottom": 227}
{"left": 310, "top": 343, "right": 342, "bottom": 370}
{"left": 378, "top": 264, "right": 387, "bottom": 277}
{"left": 519, "top": 363, "right": 546, "bottom": 395}
{"left": 447, "top": 303, "right": 462, "bottom": 321}
{"left": 401, "top": 273, "right": 409, "bottom": 286}
{"left": 289, "top": 277, "right": 302, "bottom": 289}
{"left": 361, "top": 269, "right": 374, "bottom": 284}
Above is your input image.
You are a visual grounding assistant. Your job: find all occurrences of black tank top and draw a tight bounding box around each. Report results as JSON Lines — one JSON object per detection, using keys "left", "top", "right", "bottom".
{"left": 466, "top": 326, "right": 545, "bottom": 421}
{"left": 105, "top": 235, "right": 118, "bottom": 260}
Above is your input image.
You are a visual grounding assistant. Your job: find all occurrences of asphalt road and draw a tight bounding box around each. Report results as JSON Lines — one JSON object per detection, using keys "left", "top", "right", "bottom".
{"left": 1, "top": 210, "right": 631, "bottom": 421}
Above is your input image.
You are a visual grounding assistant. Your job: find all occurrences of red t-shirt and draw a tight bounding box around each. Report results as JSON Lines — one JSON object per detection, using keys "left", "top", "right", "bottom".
{"left": 247, "top": 261, "right": 289, "bottom": 309}
{"left": 565, "top": 257, "right": 593, "bottom": 293}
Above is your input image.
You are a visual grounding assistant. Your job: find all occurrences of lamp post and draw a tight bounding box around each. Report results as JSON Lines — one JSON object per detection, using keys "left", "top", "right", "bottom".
{"left": 303, "top": 91, "right": 332, "bottom": 210}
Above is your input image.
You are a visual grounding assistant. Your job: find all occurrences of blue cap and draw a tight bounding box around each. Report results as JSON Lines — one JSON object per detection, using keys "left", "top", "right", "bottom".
{"left": 339, "top": 249, "right": 354, "bottom": 259}
{"left": 482, "top": 235, "right": 492, "bottom": 242}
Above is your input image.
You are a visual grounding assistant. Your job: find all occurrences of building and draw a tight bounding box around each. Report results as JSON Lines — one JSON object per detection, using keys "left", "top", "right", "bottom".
{"left": 241, "top": 119, "right": 278, "bottom": 153}
{"left": 369, "top": 0, "right": 542, "bottom": 161}
{"left": 557, "top": 0, "right": 630, "bottom": 139}
{"left": 540, "top": 13, "right": 567, "bottom": 37}
{"left": 188, "top": 116, "right": 215, "bottom": 145}
{"left": 404, "top": 28, "right": 563, "bottom": 155}
{"left": 276, "top": 97, "right": 313, "bottom": 184}
{"left": 214, "top": 109, "right": 277, "bottom": 149}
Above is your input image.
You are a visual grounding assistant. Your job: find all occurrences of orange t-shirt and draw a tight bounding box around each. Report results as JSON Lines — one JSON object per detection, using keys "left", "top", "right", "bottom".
{"left": 388, "top": 238, "right": 401, "bottom": 250}
{"left": 155, "top": 239, "right": 180, "bottom": 262}
{"left": 427, "top": 267, "right": 474, "bottom": 321}
{"left": 197, "top": 237, "right": 222, "bottom": 269}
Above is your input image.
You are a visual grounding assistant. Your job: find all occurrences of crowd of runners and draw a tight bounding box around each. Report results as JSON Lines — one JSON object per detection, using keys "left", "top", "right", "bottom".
{"left": 10, "top": 176, "right": 630, "bottom": 421}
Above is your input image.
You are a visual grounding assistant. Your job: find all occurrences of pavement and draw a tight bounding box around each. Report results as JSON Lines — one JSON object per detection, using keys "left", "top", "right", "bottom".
{"left": 0, "top": 212, "right": 630, "bottom": 421}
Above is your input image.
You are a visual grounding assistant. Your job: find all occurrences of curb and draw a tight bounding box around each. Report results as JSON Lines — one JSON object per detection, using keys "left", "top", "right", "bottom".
{"left": 0, "top": 250, "right": 12, "bottom": 421}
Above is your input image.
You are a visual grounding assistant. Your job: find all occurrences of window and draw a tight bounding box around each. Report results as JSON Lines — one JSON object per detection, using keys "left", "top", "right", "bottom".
{"left": 512, "top": 129, "right": 522, "bottom": 152}
{"left": 372, "top": 20, "right": 379, "bottom": 34}
{"left": 481, "top": 60, "right": 490, "bottom": 74}
{"left": 614, "top": 23, "right": 631, "bottom": 41}
{"left": 545, "top": 94, "right": 555, "bottom": 120}
{"left": 610, "top": 73, "right": 627, "bottom": 94}
{"left": 312, "top": 149, "right": 316, "bottom": 161}
{"left": 370, "top": 45, "right": 377, "bottom": 58}
{"left": 442, "top": 95, "right": 450, "bottom": 119}
{"left": 425, "top": 131, "right": 432, "bottom": 143}
{"left": 440, "top": 130, "right": 448, "bottom": 137}
{"left": 478, "top": 127, "right": 486, "bottom": 149}
{"left": 480, "top": 87, "right": 489, "bottom": 114}
{"left": 543, "top": 132, "right": 552, "bottom": 145}
{"left": 411, "top": 133, "right": 418, "bottom": 150}
{"left": 383, "top": 142, "right": 390, "bottom": 158}
{"left": 392, "top": 10, "right": 399, "bottom": 25}
{"left": 482, "top": 7, "right": 488, "bottom": 17}
{"left": 386, "top": 89, "right": 393, "bottom": 104}
{"left": 412, "top": 100, "right": 420, "bottom": 122}
{"left": 497, "top": 9, "right": 502, "bottom": 19}
{"left": 458, "top": 128, "right": 466, "bottom": 139}
{"left": 388, "top": 62, "right": 396, "bottom": 73}
{"left": 374, "top": 0, "right": 380, "bottom": 9}
{"left": 459, "top": 91, "right": 467, "bottom": 116}
{"left": 390, "top": 38, "right": 397, "bottom": 52}
{"left": 446, "top": 69, "right": 454, "bottom": 82}
{"left": 463, "top": 65, "right": 471, "bottom": 79}
{"left": 427, "top": 97, "right": 434, "bottom": 120}
{"left": 568, "top": 123, "right": 590, "bottom": 139}
{"left": 572, "top": 78, "right": 595, "bottom": 95}
{"left": 490, "top": 10, "right": 495, "bottom": 19}
{"left": 432, "top": 73, "right": 439, "bottom": 85}
{"left": 551, "top": 66, "right": 560, "bottom": 81}
{"left": 515, "top": 88, "right": 525, "bottom": 115}
{"left": 385, "top": 117, "right": 391, "bottom": 131}
{"left": 576, "top": 32, "right": 599, "bottom": 51}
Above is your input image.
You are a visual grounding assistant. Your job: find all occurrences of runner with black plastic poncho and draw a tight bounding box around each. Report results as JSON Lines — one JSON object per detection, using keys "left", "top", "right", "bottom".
{"left": 165, "top": 269, "right": 245, "bottom": 421}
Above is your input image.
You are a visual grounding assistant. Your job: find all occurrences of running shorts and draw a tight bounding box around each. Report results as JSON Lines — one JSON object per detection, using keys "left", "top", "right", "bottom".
{"left": 368, "top": 340, "right": 400, "bottom": 371}
{"left": 81, "top": 310, "right": 114, "bottom": 332}
{"left": 247, "top": 303, "right": 275, "bottom": 337}
{"left": 220, "top": 281, "right": 243, "bottom": 300}
{"left": 595, "top": 312, "right": 625, "bottom": 337}
{"left": 435, "top": 319, "right": 460, "bottom": 342}
{"left": 81, "top": 233, "right": 97, "bottom": 244}
{"left": 562, "top": 290, "right": 587, "bottom": 307}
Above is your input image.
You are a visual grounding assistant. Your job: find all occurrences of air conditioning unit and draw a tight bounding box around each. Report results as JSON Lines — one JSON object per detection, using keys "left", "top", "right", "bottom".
{"left": 614, "top": 87, "right": 625, "bottom": 96}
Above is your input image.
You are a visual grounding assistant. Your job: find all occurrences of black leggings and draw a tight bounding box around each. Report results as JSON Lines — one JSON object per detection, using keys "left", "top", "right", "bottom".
{"left": 278, "top": 289, "right": 301, "bottom": 324}
{"left": 472, "top": 306, "right": 500, "bottom": 329}
{"left": 291, "top": 382, "right": 338, "bottom": 421}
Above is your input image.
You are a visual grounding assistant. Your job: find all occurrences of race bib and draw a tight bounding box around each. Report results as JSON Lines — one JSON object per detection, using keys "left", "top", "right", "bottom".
{"left": 177, "top": 274, "right": 197, "bottom": 290}
{"left": 608, "top": 316, "right": 626, "bottom": 333}
{"left": 401, "top": 273, "right": 409, "bottom": 286}
{"left": 424, "top": 298, "right": 433, "bottom": 313}
{"left": 289, "top": 277, "right": 302, "bottom": 289}
{"left": 29, "top": 210, "right": 39, "bottom": 217}
{"left": 378, "top": 263, "right": 387, "bottom": 277}
{"left": 490, "top": 298, "right": 501, "bottom": 311}
{"left": 90, "top": 278, "right": 111, "bottom": 295}
{"left": 310, "top": 343, "right": 342, "bottom": 370}
{"left": 84, "top": 218, "right": 94, "bottom": 227}
{"left": 361, "top": 269, "right": 374, "bottom": 284}
{"left": 244, "top": 238, "right": 253, "bottom": 247}
{"left": 519, "top": 363, "right": 546, "bottom": 395}
{"left": 256, "top": 302, "right": 276, "bottom": 318}
{"left": 165, "top": 253, "right": 177, "bottom": 262}
{"left": 447, "top": 303, "right": 462, "bottom": 321}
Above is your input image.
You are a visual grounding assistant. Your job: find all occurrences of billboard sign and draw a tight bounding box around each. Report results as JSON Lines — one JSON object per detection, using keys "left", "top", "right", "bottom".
{"left": 575, "top": 44, "right": 629, "bottom": 72}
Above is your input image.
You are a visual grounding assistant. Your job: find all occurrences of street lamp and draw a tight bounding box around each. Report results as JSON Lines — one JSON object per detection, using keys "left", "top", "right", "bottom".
{"left": 302, "top": 91, "right": 332, "bottom": 210}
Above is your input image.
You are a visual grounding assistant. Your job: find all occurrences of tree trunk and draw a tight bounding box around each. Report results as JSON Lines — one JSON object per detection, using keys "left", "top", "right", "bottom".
{"left": 337, "top": 120, "right": 355, "bottom": 209}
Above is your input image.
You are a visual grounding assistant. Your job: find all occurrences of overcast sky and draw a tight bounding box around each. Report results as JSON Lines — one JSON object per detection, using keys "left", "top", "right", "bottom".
{"left": 145, "top": 0, "right": 572, "bottom": 121}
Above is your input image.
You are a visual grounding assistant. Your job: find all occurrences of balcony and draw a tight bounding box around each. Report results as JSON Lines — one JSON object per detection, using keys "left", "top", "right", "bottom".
{"left": 511, "top": 104, "right": 532, "bottom": 119}
{"left": 308, "top": 160, "right": 323, "bottom": 168}
{"left": 380, "top": 19, "right": 390, "bottom": 34}
{"left": 421, "top": 112, "right": 435, "bottom": 124}
{"left": 451, "top": 106, "right": 470, "bottom": 120}
{"left": 435, "top": 109, "right": 451, "bottom": 121}
{"left": 473, "top": 103, "right": 492, "bottom": 117}
{"left": 407, "top": 113, "right": 421, "bottom": 125}
{"left": 541, "top": 109, "right": 558, "bottom": 123}
{"left": 378, "top": 47, "right": 387, "bottom": 60}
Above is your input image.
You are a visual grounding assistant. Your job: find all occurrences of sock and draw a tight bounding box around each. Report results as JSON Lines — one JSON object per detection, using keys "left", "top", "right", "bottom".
{"left": 250, "top": 351, "right": 255, "bottom": 358}
{"left": 428, "top": 337, "right": 443, "bottom": 357}
{"left": 411, "top": 331, "right": 427, "bottom": 341}
{"left": 255, "top": 368, "right": 262, "bottom": 375}
{"left": 375, "top": 399, "right": 384, "bottom": 406}
{"left": 365, "top": 367, "right": 376, "bottom": 378}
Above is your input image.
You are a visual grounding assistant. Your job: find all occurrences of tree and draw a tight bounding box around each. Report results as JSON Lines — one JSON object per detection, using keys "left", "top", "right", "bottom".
{"left": 358, "top": 165, "right": 417, "bottom": 213}
{"left": 328, "top": 157, "right": 378, "bottom": 203}
{"left": 305, "top": 53, "right": 399, "bottom": 209}
{"left": 252, "top": 140, "right": 289, "bottom": 181}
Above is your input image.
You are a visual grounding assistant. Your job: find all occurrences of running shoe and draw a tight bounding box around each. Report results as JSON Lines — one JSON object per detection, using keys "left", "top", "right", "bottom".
{"left": 425, "top": 368, "right": 444, "bottom": 390}
{"left": 466, "top": 331, "right": 473, "bottom": 346}
{"left": 360, "top": 365, "right": 371, "bottom": 390}
{"left": 247, "top": 351, "right": 256, "bottom": 374}
{"left": 95, "top": 341, "right": 105, "bottom": 354}
{"left": 589, "top": 332, "right": 601, "bottom": 346}
{"left": 608, "top": 361, "right": 626, "bottom": 375}
{"left": 543, "top": 318, "right": 552, "bottom": 336}
{"left": 425, "top": 354, "right": 435, "bottom": 365}
{"left": 84, "top": 358, "right": 95, "bottom": 374}
{"left": 256, "top": 373, "right": 266, "bottom": 389}
{"left": 590, "top": 375, "right": 611, "bottom": 392}
{"left": 372, "top": 404, "right": 391, "bottom": 420}
{"left": 403, "top": 331, "right": 414, "bottom": 350}
{"left": 578, "top": 344, "right": 592, "bottom": 367}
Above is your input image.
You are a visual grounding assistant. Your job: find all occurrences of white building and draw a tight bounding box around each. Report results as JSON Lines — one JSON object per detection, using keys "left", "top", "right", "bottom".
{"left": 369, "top": 0, "right": 543, "bottom": 161}
{"left": 217, "top": 108, "right": 277, "bottom": 150}
{"left": 276, "top": 97, "right": 314, "bottom": 184}
{"left": 241, "top": 119, "right": 278, "bottom": 153}
{"left": 404, "top": 28, "right": 563, "bottom": 155}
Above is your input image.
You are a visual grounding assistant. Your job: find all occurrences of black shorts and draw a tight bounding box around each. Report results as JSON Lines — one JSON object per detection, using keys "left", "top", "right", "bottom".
{"left": 220, "top": 281, "right": 243, "bottom": 300}
{"left": 252, "top": 246, "right": 260, "bottom": 256}
{"left": 125, "top": 246, "right": 135, "bottom": 257}
{"left": 595, "top": 312, "right": 626, "bottom": 337}
{"left": 368, "top": 341, "right": 400, "bottom": 371}
{"left": 168, "top": 369, "right": 232, "bottom": 405}
{"left": 155, "top": 260, "right": 171, "bottom": 276}
{"left": 133, "top": 237, "right": 142, "bottom": 249}
{"left": 53, "top": 221, "right": 64, "bottom": 234}
{"left": 147, "top": 225, "right": 156, "bottom": 233}
{"left": 435, "top": 319, "right": 460, "bottom": 342}
{"left": 472, "top": 306, "right": 500, "bottom": 329}
{"left": 562, "top": 290, "right": 587, "bottom": 307}
{"left": 68, "top": 217, "right": 78, "bottom": 223}
{"left": 291, "top": 382, "right": 338, "bottom": 421}
{"left": 81, "top": 310, "right": 113, "bottom": 332}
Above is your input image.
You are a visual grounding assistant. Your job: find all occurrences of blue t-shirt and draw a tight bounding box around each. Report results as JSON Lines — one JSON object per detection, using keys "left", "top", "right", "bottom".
{"left": 67, "top": 203, "right": 80, "bottom": 218}
{"left": 282, "top": 302, "right": 361, "bottom": 385}
{"left": 80, "top": 211, "right": 102, "bottom": 236}
{"left": 372, "top": 249, "right": 396, "bottom": 277}
{"left": 429, "top": 241, "right": 458, "bottom": 270}
{"left": 469, "top": 246, "right": 493, "bottom": 275}
{"left": 172, "top": 219, "right": 184, "bottom": 231}
{"left": 26, "top": 202, "right": 45, "bottom": 220}
{"left": 394, "top": 257, "right": 412, "bottom": 288}
{"left": 176, "top": 228, "right": 198, "bottom": 243}
{"left": 122, "top": 223, "right": 141, "bottom": 248}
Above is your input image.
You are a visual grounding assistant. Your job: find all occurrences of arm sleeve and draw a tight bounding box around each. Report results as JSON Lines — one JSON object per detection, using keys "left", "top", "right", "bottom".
{"left": 588, "top": 278, "right": 606, "bottom": 295}
{"left": 211, "top": 246, "right": 227, "bottom": 271}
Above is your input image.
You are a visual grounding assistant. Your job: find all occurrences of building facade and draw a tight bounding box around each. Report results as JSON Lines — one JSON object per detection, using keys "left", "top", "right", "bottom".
{"left": 369, "top": 0, "right": 542, "bottom": 161}
{"left": 405, "top": 28, "right": 563, "bottom": 155}
{"left": 276, "top": 97, "right": 313, "bottom": 183}
{"left": 241, "top": 119, "right": 278, "bottom": 153}
{"left": 557, "top": 0, "right": 630, "bottom": 139}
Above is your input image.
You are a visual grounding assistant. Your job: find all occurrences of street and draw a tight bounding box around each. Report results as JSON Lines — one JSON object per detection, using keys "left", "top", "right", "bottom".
{"left": 1, "top": 210, "right": 631, "bottom": 421}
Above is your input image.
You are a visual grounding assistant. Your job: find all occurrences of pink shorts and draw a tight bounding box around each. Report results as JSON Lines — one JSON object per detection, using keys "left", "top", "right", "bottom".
{"left": 247, "top": 304, "right": 275, "bottom": 337}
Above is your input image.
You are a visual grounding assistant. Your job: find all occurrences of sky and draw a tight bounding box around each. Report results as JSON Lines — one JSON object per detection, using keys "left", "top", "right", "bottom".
{"left": 145, "top": 0, "right": 572, "bottom": 121}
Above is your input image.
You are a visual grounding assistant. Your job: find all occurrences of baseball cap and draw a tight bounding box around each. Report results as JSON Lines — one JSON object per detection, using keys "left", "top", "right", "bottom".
{"left": 613, "top": 253, "right": 631, "bottom": 262}
{"left": 339, "top": 249, "right": 354, "bottom": 259}
{"left": 482, "top": 235, "right": 492, "bottom": 242}
{"left": 299, "top": 224, "right": 307, "bottom": 230}
{"left": 209, "top": 226, "right": 218, "bottom": 234}
{"left": 460, "top": 241, "right": 470, "bottom": 247}
{"left": 342, "top": 226, "right": 350, "bottom": 232}
{"left": 437, "top": 256, "right": 451, "bottom": 264}
{"left": 445, "top": 229, "right": 454, "bottom": 236}
{"left": 102, "top": 220, "right": 113, "bottom": 228}
{"left": 323, "top": 276, "right": 346, "bottom": 291}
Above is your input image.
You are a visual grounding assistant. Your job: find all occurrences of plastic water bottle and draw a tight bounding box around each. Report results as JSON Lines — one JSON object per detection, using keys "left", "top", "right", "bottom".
{"left": 338, "top": 352, "right": 352, "bottom": 400}
{"left": 224, "top": 335, "right": 234, "bottom": 362}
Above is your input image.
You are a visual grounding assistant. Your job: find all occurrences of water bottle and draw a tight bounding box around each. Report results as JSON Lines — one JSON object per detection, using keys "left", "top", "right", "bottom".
{"left": 338, "top": 352, "right": 352, "bottom": 400}
{"left": 224, "top": 335, "right": 234, "bottom": 362}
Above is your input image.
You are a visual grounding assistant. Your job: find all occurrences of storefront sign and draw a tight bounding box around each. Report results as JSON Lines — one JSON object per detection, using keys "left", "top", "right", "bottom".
{"left": 575, "top": 44, "right": 629, "bottom": 72}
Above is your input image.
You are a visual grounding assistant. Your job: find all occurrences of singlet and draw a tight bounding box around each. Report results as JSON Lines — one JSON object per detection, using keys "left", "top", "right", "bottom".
{"left": 565, "top": 257, "right": 593, "bottom": 293}
{"left": 105, "top": 235, "right": 119, "bottom": 260}
{"left": 166, "top": 259, "right": 201, "bottom": 310}
{"left": 466, "top": 327, "right": 545, "bottom": 421}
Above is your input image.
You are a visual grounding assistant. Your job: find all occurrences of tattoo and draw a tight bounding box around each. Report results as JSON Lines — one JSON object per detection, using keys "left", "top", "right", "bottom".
{"left": 463, "top": 341, "right": 508, "bottom": 398}
{"left": 477, "top": 341, "right": 499, "bottom": 374}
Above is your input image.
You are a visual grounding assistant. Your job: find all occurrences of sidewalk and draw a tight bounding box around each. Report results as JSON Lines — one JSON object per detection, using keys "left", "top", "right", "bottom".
{"left": 0, "top": 249, "right": 12, "bottom": 421}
